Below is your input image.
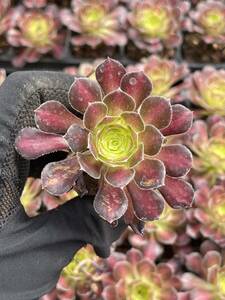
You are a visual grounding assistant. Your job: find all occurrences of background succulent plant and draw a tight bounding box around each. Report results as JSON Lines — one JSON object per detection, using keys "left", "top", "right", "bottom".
{"left": 186, "top": 66, "right": 225, "bottom": 116}
{"left": 182, "top": 250, "right": 225, "bottom": 300}
{"left": 15, "top": 58, "right": 194, "bottom": 229}
{"left": 186, "top": 0, "right": 225, "bottom": 45}
{"left": 184, "top": 118, "right": 225, "bottom": 184}
{"left": 7, "top": 5, "right": 64, "bottom": 67}
{"left": 127, "top": 55, "right": 189, "bottom": 102}
{"left": 127, "top": 0, "right": 189, "bottom": 53}
{"left": 102, "top": 248, "right": 181, "bottom": 300}
{"left": 60, "top": 0, "right": 127, "bottom": 48}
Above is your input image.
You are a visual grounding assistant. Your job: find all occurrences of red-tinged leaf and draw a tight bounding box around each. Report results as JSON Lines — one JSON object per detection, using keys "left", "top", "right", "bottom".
{"left": 124, "top": 188, "right": 145, "bottom": 234}
{"left": 120, "top": 71, "right": 152, "bottom": 108}
{"left": 139, "top": 96, "right": 172, "bottom": 129}
{"left": 102, "top": 285, "right": 117, "bottom": 300}
{"left": 96, "top": 58, "right": 126, "bottom": 94}
{"left": 93, "top": 180, "right": 128, "bottom": 223}
{"left": 161, "top": 104, "right": 193, "bottom": 136}
{"left": 139, "top": 125, "right": 164, "bottom": 156}
{"left": 105, "top": 167, "right": 135, "bottom": 188}
{"left": 157, "top": 263, "right": 172, "bottom": 280}
{"left": 77, "top": 150, "right": 102, "bottom": 179}
{"left": 121, "top": 112, "right": 145, "bottom": 132}
{"left": 103, "top": 89, "right": 135, "bottom": 116}
{"left": 156, "top": 228, "right": 177, "bottom": 245}
{"left": 126, "top": 248, "right": 142, "bottom": 264}
{"left": 159, "top": 176, "right": 194, "bottom": 209}
{"left": 137, "top": 259, "right": 155, "bottom": 277}
{"left": 156, "top": 144, "right": 193, "bottom": 177}
{"left": 113, "top": 261, "right": 132, "bottom": 281}
{"left": 15, "top": 128, "right": 69, "bottom": 160}
{"left": 84, "top": 102, "right": 107, "bottom": 131}
{"left": 127, "top": 180, "right": 165, "bottom": 221}
{"left": 41, "top": 156, "right": 80, "bottom": 196}
{"left": 69, "top": 78, "right": 102, "bottom": 113}
{"left": 35, "top": 100, "right": 82, "bottom": 134}
{"left": 202, "top": 251, "right": 222, "bottom": 270}
{"left": 134, "top": 158, "right": 165, "bottom": 189}
{"left": 64, "top": 124, "right": 88, "bottom": 153}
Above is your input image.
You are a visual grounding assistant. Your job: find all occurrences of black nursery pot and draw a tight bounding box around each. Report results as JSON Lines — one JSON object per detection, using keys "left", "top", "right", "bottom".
{"left": 125, "top": 40, "right": 177, "bottom": 61}
{"left": 182, "top": 32, "right": 225, "bottom": 64}
{"left": 71, "top": 44, "right": 119, "bottom": 60}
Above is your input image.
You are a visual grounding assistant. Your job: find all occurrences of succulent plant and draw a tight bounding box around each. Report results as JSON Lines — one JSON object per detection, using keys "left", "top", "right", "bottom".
{"left": 127, "top": 56, "right": 189, "bottom": 102}
{"left": 186, "top": 66, "right": 225, "bottom": 116}
{"left": 20, "top": 177, "right": 77, "bottom": 217}
{"left": 0, "top": 68, "right": 6, "bottom": 86}
{"left": 182, "top": 250, "right": 225, "bottom": 300}
{"left": 41, "top": 245, "right": 104, "bottom": 300}
{"left": 102, "top": 248, "right": 181, "bottom": 300}
{"left": 60, "top": 0, "right": 127, "bottom": 48}
{"left": 129, "top": 203, "right": 186, "bottom": 260}
{"left": 184, "top": 118, "right": 225, "bottom": 184}
{"left": 15, "top": 58, "right": 194, "bottom": 229}
{"left": 127, "top": 0, "right": 189, "bottom": 53}
{"left": 187, "top": 181, "right": 225, "bottom": 247}
{"left": 7, "top": 5, "right": 64, "bottom": 67}
{"left": 186, "top": 0, "right": 225, "bottom": 45}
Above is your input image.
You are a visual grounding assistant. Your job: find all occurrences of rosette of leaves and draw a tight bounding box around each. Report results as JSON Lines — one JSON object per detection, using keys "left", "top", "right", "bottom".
{"left": 127, "top": 55, "right": 189, "bottom": 102}
{"left": 186, "top": 0, "right": 225, "bottom": 45}
{"left": 102, "top": 248, "right": 181, "bottom": 300}
{"left": 127, "top": 0, "right": 189, "bottom": 53}
{"left": 129, "top": 203, "right": 186, "bottom": 260}
{"left": 0, "top": 68, "right": 6, "bottom": 86}
{"left": 7, "top": 5, "right": 64, "bottom": 67}
{"left": 184, "top": 118, "right": 225, "bottom": 184}
{"left": 187, "top": 181, "right": 225, "bottom": 247}
{"left": 60, "top": 0, "right": 127, "bottom": 48}
{"left": 15, "top": 58, "right": 194, "bottom": 228}
{"left": 186, "top": 66, "right": 225, "bottom": 116}
{"left": 182, "top": 250, "right": 225, "bottom": 300}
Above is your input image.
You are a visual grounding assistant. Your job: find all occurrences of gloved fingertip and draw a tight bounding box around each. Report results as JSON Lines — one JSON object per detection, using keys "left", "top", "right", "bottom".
{"left": 94, "top": 246, "right": 111, "bottom": 258}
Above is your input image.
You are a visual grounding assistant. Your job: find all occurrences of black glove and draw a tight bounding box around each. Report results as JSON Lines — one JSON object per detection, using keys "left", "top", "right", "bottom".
{"left": 0, "top": 71, "right": 127, "bottom": 300}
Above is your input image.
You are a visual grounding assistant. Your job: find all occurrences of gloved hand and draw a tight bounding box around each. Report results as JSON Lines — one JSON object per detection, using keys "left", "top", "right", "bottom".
{"left": 0, "top": 71, "right": 127, "bottom": 300}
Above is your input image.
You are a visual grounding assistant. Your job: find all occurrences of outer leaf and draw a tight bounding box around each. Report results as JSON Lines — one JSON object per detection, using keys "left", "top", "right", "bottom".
{"left": 105, "top": 167, "right": 135, "bottom": 188}
{"left": 134, "top": 158, "right": 165, "bottom": 189}
{"left": 157, "top": 144, "right": 193, "bottom": 177}
{"left": 96, "top": 58, "right": 126, "bottom": 94}
{"left": 120, "top": 71, "right": 152, "bottom": 108}
{"left": 84, "top": 102, "right": 107, "bottom": 131}
{"left": 139, "top": 125, "right": 164, "bottom": 156}
{"left": 15, "top": 128, "right": 69, "bottom": 160}
{"left": 127, "top": 180, "right": 165, "bottom": 221}
{"left": 139, "top": 96, "right": 172, "bottom": 129}
{"left": 35, "top": 100, "right": 82, "bottom": 134}
{"left": 69, "top": 78, "right": 102, "bottom": 113}
{"left": 94, "top": 180, "right": 128, "bottom": 223}
{"left": 77, "top": 151, "right": 102, "bottom": 179}
{"left": 159, "top": 176, "right": 194, "bottom": 209}
{"left": 161, "top": 104, "right": 193, "bottom": 136}
{"left": 41, "top": 156, "right": 80, "bottom": 196}
{"left": 64, "top": 124, "right": 88, "bottom": 153}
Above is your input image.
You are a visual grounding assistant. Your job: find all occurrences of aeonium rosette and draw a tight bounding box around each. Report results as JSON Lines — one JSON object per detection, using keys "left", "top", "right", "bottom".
{"left": 15, "top": 58, "right": 194, "bottom": 227}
